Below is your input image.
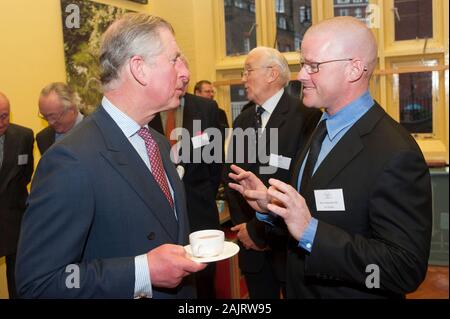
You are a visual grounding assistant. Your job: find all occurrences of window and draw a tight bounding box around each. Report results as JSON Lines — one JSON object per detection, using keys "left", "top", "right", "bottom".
{"left": 394, "top": 0, "right": 433, "bottom": 41}
{"left": 225, "top": 0, "right": 257, "bottom": 56}
{"left": 399, "top": 72, "right": 433, "bottom": 134}
{"left": 278, "top": 16, "right": 287, "bottom": 29}
{"left": 338, "top": 8, "right": 349, "bottom": 16}
{"left": 275, "top": 0, "right": 312, "bottom": 53}
{"left": 275, "top": 0, "right": 285, "bottom": 13}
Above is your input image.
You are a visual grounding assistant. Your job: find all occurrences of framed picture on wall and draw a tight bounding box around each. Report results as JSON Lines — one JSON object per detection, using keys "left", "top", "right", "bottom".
{"left": 128, "top": 0, "right": 148, "bottom": 3}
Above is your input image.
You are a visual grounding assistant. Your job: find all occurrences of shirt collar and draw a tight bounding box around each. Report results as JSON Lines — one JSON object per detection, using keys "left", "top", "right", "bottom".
{"left": 321, "top": 91, "right": 374, "bottom": 141}
{"left": 102, "top": 96, "right": 144, "bottom": 138}
{"left": 260, "top": 88, "right": 284, "bottom": 115}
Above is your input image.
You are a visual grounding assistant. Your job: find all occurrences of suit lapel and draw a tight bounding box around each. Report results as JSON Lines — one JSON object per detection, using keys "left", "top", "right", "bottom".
{"left": 294, "top": 103, "right": 385, "bottom": 193}
{"left": 93, "top": 107, "right": 179, "bottom": 242}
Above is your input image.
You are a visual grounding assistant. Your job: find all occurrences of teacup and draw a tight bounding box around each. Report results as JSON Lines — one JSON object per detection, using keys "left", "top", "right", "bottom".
{"left": 189, "top": 229, "right": 224, "bottom": 258}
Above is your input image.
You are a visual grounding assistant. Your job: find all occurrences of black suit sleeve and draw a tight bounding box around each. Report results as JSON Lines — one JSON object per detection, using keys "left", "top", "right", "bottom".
{"left": 306, "top": 150, "right": 432, "bottom": 294}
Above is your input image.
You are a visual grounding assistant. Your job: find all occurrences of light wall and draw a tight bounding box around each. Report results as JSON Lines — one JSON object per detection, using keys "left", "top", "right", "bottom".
{"left": 0, "top": 0, "right": 215, "bottom": 299}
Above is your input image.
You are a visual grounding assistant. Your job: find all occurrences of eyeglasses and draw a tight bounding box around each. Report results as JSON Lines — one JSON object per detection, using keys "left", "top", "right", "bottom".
{"left": 0, "top": 113, "right": 9, "bottom": 121}
{"left": 241, "top": 66, "right": 273, "bottom": 78}
{"left": 38, "top": 109, "right": 68, "bottom": 123}
{"left": 299, "top": 58, "right": 353, "bottom": 74}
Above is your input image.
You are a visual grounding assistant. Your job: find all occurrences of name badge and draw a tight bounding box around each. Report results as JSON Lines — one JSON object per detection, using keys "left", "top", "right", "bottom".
{"left": 191, "top": 132, "right": 209, "bottom": 149}
{"left": 18, "top": 154, "right": 28, "bottom": 165}
{"left": 314, "top": 189, "right": 345, "bottom": 211}
{"left": 269, "top": 153, "right": 291, "bottom": 170}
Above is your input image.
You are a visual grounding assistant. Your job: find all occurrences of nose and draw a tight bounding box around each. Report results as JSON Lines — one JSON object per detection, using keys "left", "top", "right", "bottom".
{"left": 297, "top": 66, "right": 309, "bottom": 83}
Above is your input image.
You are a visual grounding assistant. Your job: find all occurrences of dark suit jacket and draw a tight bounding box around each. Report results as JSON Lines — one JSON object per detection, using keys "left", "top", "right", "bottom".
{"left": 224, "top": 91, "right": 322, "bottom": 276}
{"left": 287, "top": 103, "right": 432, "bottom": 298}
{"left": 149, "top": 93, "right": 223, "bottom": 231}
{"left": 16, "top": 105, "right": 195, "bottom": 298}
{"left": 0, "top": 124, "right": 34, "bottom": 257}
{"left": 36, "top": 126, "right": 55, "bottom": 155}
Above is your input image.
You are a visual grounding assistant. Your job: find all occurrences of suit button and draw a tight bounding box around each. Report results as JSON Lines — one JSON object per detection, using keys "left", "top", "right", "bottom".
{"left": 147, "top": 232, "right": 155, "bottom": 240}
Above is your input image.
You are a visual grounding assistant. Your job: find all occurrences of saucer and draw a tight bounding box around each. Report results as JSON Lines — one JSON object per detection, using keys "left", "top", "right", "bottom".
{"left": 184, "top": 241, "right": 240, "bottom": 263}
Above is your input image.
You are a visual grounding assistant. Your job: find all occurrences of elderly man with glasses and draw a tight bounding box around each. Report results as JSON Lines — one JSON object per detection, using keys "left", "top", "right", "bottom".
{"left": 229, "top": 17, "right": 432, "bottom": 298}
{"left": 36, "top": 82, "right": 84, "bottom": 155}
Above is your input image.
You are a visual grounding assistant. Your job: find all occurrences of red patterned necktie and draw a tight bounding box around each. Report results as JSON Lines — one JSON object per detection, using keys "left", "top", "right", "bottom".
{"left": 138, "top": 127, "right": 174, "bottom": 209}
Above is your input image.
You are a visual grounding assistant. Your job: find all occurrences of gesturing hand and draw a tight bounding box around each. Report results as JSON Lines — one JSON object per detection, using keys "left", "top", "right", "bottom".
{"left": 228, "top": 165, "right": 270, "bottom": 213}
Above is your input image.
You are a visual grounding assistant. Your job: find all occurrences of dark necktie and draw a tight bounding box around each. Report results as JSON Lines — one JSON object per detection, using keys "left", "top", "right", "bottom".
{"left": 138, "top": 127, "right": 174, "bottom": 209}
{"left": 300, "top": 120, "right": 328, "bottom": 193}
{"left": 255, "top": 105, "right": 265, "bottom": 131}
{"left": 255, "top": 106, "right": 265, "bottom": 162}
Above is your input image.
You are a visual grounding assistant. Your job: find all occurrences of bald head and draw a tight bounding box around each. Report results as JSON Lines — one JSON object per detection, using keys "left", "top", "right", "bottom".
{"left": 304, "top": 16, "right": 377, "bottom": 77}
{"left": 0, "top": 91, "right": 11, "bottom": 136}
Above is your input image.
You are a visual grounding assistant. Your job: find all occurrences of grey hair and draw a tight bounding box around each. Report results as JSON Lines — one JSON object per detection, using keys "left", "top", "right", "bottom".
{"left": 251, "top": 47, "right": 291, "bottom": 86}
{"left": 40, "top": 82, "right": 81, "bottom": 111}
{"left": 99, "top": 13, "right": 174, "bottom": 90}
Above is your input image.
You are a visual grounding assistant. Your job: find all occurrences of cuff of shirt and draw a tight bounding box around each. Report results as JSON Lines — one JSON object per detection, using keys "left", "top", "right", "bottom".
{"left": 134, "top": 254, "right": 152, "bottom": 298}
{"left": 298, "top": 218, "right": 318, "bottom": 253}
{"left": 256, "top": 211, "right": 277, "bottom": 226}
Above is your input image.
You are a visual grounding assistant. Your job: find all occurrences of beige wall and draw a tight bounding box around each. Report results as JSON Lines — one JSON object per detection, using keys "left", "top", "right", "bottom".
{"left": 0, "top": 0, "right": 216, "bottom": 299}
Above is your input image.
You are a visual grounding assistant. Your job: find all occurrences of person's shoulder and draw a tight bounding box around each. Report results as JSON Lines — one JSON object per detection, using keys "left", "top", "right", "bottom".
{"left": 361, "top": 102, "right": 422, "bottom": 153}
{"left": 36, "top": 125, "right": 54, "bottom": 138}
{"left": 186, "top": 93, "right": 218, "bottom": 110}
{"left": 9, "top": 123, "right": 34, "bottom": 137}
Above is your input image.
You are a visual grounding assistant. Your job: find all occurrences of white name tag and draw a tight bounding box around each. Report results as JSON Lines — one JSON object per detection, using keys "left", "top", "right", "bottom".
{"left": 18, "top": 154, "right": 28, "bottom": 165}
{"left": 191, "top": 132, "right": 209, "bottom": 149}
{"left": 314, "top": 189, "right": 345, "bottom": 211}
{"left": 269, "top": 153, "right": 291, "bottom": 170}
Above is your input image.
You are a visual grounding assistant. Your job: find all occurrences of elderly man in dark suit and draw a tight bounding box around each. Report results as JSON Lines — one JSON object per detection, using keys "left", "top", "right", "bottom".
{"left": 36, "top": 82, "right": 84, "bottom": 155}
{"left": 224, "top": 46, "right": 321, "bottom": 299}
{"left": 0, "top": 92, "right": 34, "bottom": 299}
{"left": 16, "top": 13, "right": 205, "bottom": 299}
{"left": 229, "top": 17, "right": 432, "bottom": 298}
{"left": 149, "top": 64, "right": 223, "bottom": 299}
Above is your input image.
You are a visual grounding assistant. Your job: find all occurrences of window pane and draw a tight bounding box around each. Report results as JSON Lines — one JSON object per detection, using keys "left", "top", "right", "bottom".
{"left": 230, "top": 84, "right": 249, "bottom": 122}
{"left": 275, "top": 0, "right": 312, "bottom": 53}
{"left": 399, "top": 72, "right": 433, "bottom": 134}
{"left": 333, "top": 0, "right": 369, "bottom": 23}
{"left": 394, "top": 0, "right": 433, "bottom": 41}
{"left": 225, "top": 0, "right": 257, "bottom": 56}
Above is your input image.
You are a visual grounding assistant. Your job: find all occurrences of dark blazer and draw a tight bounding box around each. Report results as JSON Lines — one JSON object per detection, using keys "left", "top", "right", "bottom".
{"left": 149, "top": 93, "right": 223, "bottom": 231}
{"left": 287, "top": 103, "right": 432, "bottom": 298}
{"left": 16, "top": 105, "right": 195, "bottom": 299}
{"left": 225, "top": 91, "right": 322, "bottom": 275}
{"left": 36, "top": 126, "right": 55, "bottom": 155}
{"left": 0, "top": 124, "right": 34, "bottom": 257}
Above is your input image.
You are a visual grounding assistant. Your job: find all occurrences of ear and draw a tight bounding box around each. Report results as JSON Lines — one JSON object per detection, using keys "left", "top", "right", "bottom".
{"left": 347, "top": 59, "right": 366, "bottom": 82}
{"left": 129, "top": 55, "right": 148, "bottom": 86}
{"left": 267, "top": 67, "right": 280, "bottom": 84}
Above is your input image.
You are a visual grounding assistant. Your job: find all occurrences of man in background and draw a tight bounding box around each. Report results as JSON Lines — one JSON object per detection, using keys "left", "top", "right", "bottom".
{"left": 0, "top": 91, "right": 34, "bottom": 299}
{"left": 36, "top": 82, "right": 84, "bottom": 155}
{"left": 194, "top": 80, "right": 229, "bottom": 137}
{"left": 150, "top": 61, "right": 223, "bottom": 299}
